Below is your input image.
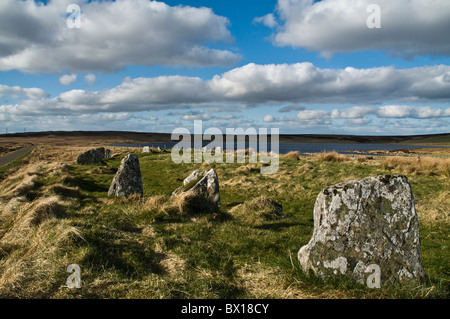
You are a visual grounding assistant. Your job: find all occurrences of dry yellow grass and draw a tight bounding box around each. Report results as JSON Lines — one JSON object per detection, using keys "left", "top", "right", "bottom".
{"left": 416, "top": 189, "right": 450, "bottom": 225}
{"left": 158, "top": 252, "right": 187, "bottom": 278}
{"left": 27, "top": 196, "right": 66, "bottom": 226}
{"left": 15, "top": 144, "right": 137, "bottom": 165}
{"left": 229, "top": 195, "right": 284, "bottom": 226}
{"left": 313, "top": 151, "right": 350, "bottom": 162}
{"left": 235, "top": 164, "right": 261, "bottom": 175}
{"left": 144, "top": 195, "right": 167, "bottom": 210}
{"left": 383, "top": 155, "right": 450, "bottom": 176}
{"left": 236, "top": 261, "right": 311, "bottom": 299}
{"left": 0, "top": 158, "right": 85, "bottom": 298}
{"left": 283, "top": 151, "right": 300, "bottom": 160}
{"left": 222, "top": 176, "right": 251, "bottom": 187}
{"left": 46, "top": 184, "right": 83, "bottom": 199}
{"left": 236, "top": 261, "right": 353, "bottom": 299}
{"left": 355, "top": 156, "right": 367, "bottom": 163}
{"left": 168, "top": 192, "right": 197, "bottom": 215}
{"left": 0, "top": 196, "right": 81, "bottom": 297}
{"left": 139, "top": 192, "right": 200, "bottom": 218}
{"left": 0, "top": 163, "right": 42, "bottom": 199}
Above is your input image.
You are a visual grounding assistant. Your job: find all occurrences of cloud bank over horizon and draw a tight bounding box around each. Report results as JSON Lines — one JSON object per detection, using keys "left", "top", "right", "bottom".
{"left": 2, "top": 63, "right": 449, "bottom": 114}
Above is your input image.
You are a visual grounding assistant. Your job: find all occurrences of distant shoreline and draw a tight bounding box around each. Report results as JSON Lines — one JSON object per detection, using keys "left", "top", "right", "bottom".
{"left": 0, "top": 131, "right": 449, "bottom": 147}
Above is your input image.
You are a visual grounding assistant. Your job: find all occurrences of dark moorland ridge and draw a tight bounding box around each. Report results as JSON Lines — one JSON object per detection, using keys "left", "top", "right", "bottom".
{"left": 0, "top": 131, "right": 449, "bottom": 146}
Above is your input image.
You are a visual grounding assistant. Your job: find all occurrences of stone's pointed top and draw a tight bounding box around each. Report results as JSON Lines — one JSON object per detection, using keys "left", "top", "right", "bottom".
{"left": 299, "top": 175, "right": 424, "bottom": 287}
{"left": 108, "top": 153, "right": 143, "bottom": 197}
{"left": 182, "top": 170, "right": 205, "bottom": 187}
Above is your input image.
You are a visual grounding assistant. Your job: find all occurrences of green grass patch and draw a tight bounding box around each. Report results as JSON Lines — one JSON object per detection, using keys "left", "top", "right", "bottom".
{"left": 0, "top": 150, "right": 448, "bottom": 299}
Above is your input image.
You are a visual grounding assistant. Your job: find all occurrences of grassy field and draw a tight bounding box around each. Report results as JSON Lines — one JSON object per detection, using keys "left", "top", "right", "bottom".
{"left": 0, "top": 146, "right": 448, "bottom": 299}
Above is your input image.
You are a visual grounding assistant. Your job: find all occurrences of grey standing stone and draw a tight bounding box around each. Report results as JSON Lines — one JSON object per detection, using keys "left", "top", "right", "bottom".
{"left": 76, "top": 147, "right": 107, "bottom": 164}
{"left": 143, "top": 146, "right": 151, "bottom": 153}
{"left": 108, "top": 154, "right": 143, "bottom": 197}
{"left": 298, "top": 175, "right": 424, "bottom": 287}
{"left": 172, "top": 169, "right": 220, "bottom": 212}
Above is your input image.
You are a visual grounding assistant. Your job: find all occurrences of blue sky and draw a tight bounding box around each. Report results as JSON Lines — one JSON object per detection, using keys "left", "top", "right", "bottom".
{"left": 1, "top": 0, "right": 450, "bottom": 135}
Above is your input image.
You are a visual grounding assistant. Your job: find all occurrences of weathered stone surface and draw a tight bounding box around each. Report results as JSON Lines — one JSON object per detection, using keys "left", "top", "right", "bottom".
{"left": 108, "top": 154, "right": 143, "bottom": 197}
{"left": 76, "top": 147, "right": 107, "bottom": 164}
{"left": 298, "top": 175, "right": 424, "bottom": 287}
{"left": 143, "top": 146, "right": 151, "bottom": 153}
{"left": 105, "top": 149, "right": 111, "bottom": 159}
{"left": 172, "top": 169, "right": 220, "bottom": 212}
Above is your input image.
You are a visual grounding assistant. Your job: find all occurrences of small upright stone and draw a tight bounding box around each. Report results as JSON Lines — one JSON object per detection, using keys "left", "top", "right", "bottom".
{"left": 172, "top": 169, "right": 220, "bottom": 212}
{"left": 298, "top": 175, "right": 424, "bottom": 287}
{"left": 143, "top": 146, "right": 151, "bottom": 153}
{"left": 108, "top": 154, "right": 143, "bottom": 197}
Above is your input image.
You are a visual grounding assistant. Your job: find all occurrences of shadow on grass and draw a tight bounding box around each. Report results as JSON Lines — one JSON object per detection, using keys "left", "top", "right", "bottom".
{"left": 81, "top": 228, "right": 165, "bottom": 279}
{"left": 225, "top": 201, "right": 244, "bottom": 208}
{"left": 152, "top": 208, "right": 234, "bottom": 225}
{"left": 67, "top": 164, "right": 113, "bottom": 194}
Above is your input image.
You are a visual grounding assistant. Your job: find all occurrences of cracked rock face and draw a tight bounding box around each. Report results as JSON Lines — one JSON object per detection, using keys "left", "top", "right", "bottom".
{"left": 108, "top": 154, "right": 143, "bottom": 197}
{"left": 298, "top": 175, "right": 424, "bottom": 287}
{"left": 173, "top": 169, "right": 220, "bottom": 212}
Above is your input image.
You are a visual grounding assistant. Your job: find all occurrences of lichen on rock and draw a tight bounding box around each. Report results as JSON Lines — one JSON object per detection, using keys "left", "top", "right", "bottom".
{"left": 298, "top": 175, "right": 424, "bottom": 287}
{"left": 172, "top": 169, "right": 220, "bottom": 212}
{"left": 108, "top": 154, "right": 143, "bottom": 197}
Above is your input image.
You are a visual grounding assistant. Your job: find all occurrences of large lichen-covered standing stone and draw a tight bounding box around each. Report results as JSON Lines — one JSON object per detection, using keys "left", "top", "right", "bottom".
{"left": 298, "top": 175, "right": 424, "bottom": 287}
{"left": 172, "top": 169, "right": 220, "bottom": 212}
{"left": 108, "top": 154, "right": 143, "bottom": 197}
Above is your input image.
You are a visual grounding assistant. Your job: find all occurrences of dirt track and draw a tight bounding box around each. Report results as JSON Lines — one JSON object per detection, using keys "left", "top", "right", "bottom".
{"left": 0, "top": 145, "right": 36, "bottom": 167}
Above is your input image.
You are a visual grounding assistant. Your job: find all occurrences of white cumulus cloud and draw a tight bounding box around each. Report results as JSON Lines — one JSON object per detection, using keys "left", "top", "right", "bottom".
{"left": 253, "top": 13, "right": 278, "bottom": 28}
{"left": 59, "top": 73, "right": 77, "bottom": 86}
{"left": 2, "top": 63, "right": 450, "bottom": 118}
{"left": 84, "top": 74, "right": 96, "bottom": 86}
{"left": 296, "top": 105, "right": 450, "bottom": 121}
{"left": 264, "top": 0, "right": 450, "bottom": 59}
{"left": 0, "top": 0, "right": 240, "bottom": 73}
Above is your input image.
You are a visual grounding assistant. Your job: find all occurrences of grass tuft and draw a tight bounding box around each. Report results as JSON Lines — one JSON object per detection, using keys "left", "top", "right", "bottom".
{"left": 313, "top": 151, "right": 350, "bottom": 162}
{"left": 28, "top": 196, "right": 67, "bottom": 226}
{"left": 283, "top": 151, "right": 300, "bottom": 161}
{"left": 230, "top": 196, "right": 284, "bottom": 226}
